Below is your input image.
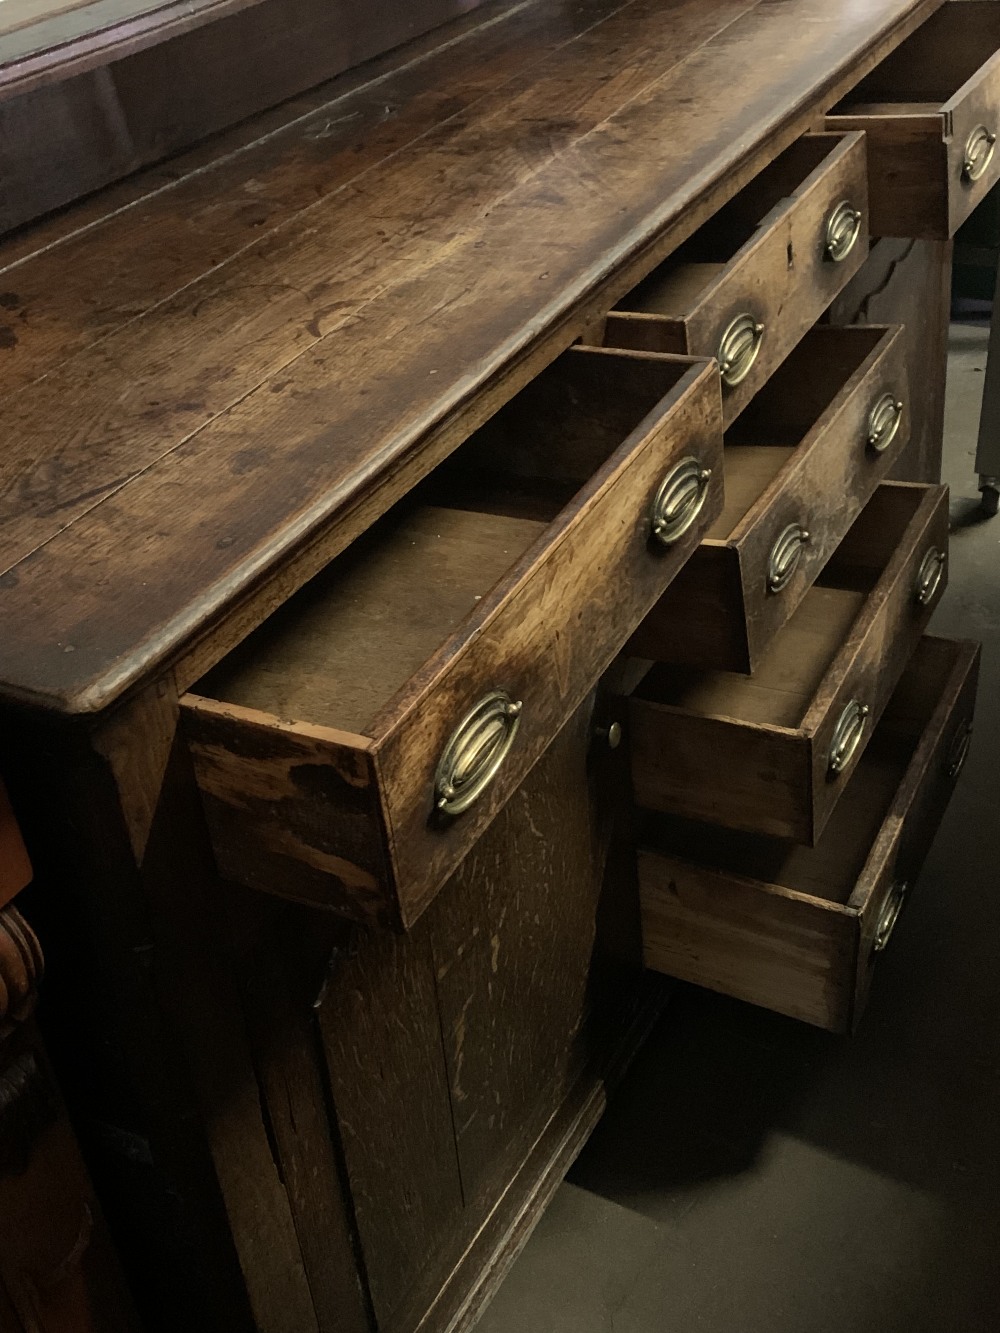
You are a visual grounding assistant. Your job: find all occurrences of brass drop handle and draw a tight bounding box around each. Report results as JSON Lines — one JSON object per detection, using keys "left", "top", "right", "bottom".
{"left": 434, "top": 690, "right": 522, "bottom": 816}
{"left": 718, "top": 313, "right": 765, "bottom": 388}
{"left": 824, "top": 199, "right": 862, "bottom": 263}
{"left": 963, "top": 125, "right": 997, "bottom": 183}
{"left": 874, "top": 878, "right": 910, "bottom": 953}
{"left": 866, "top": 393, "right": 904, "bottom": 453}
{"left": 767, "top": 523, "right": 811, "bottom": 594}
{"left": 914, "top": 546, "right": 946, "bottom": 607}
{"left": 828, "top": 698, "right": 869, "bottom": 775}
{"left": 946, "top": 721, "right": 973, "bottom": 781}
{"left": 650, "top": 456, "right": 712, "bottom": 546}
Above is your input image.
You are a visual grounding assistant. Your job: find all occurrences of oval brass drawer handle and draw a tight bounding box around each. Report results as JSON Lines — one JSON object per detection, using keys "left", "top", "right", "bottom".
{"left": 435, "top": 690, "right": 522, "bottom": 816}
{"left": 914, "top": 546, "right": 946, "bottom": 607}
{"left": 767, "top": 522, "right": 810, "bottom": 594}
{"left": 651, "top": 456, "right": 712, "bottom": 545}
{"left": 963, "top": 125, "right": 997, "bottom": 183}
{"left": 874, "top": 878, "right": 910, "bottom": 953}
{"left": 828, "top": 698, "right": 870, "bottom": 775}
{"left": 946, "top": 721, "right": 973, "bottom": 781}
{"left": 824, "top": 199, "right": 863, "bottom": 263}
{"left": 718, "top": 313, "right": 765, "bottom": 388}
{"left": 866, "top": 393, "right": 904, "bottom": 453}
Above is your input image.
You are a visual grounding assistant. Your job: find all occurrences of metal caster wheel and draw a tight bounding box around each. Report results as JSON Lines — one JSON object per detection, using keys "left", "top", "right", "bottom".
{"left": 981, "top": 484, "right": 1000, "bottom": 518}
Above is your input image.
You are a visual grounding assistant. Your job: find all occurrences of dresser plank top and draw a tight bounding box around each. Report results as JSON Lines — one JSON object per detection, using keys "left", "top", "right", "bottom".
{"left": 0, "top": 0, "right": 940, "bottom": 714}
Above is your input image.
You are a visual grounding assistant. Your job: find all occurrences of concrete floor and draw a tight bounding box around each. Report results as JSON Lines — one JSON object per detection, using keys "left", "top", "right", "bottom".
{"left": 477, "top": 324, "right": 1000, "bottom": 1333}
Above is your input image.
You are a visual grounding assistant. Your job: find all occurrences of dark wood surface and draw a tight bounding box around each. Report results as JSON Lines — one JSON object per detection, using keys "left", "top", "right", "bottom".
{"left": 629, "top": 323, "right": 911, "bottom": 673}
{"left": 828, "top": 236, "right": 953, "bottom": 482}
{"left": 0, "top": 0, "right": 943, "bottom": 717}
{"left": 597, "top": 130, "right": 871, "bottom": 425}
{"left": 0, "top": 0, "right": 497, "bottom": 231}
{"left": 638, "top": 636, "right": 980, "bottom": 1032}
{"left": 629, "top": 482, "right": 950, "bottom": 843}
{"left": 179, "top": 351, "right": 723, "bottom": 929}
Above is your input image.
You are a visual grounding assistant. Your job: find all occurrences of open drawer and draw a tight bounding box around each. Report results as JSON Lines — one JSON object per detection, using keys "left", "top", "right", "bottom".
{"left": 637, "top": 636, "right": 980, "bottom": 1033}
{"left": 827, "top": 2, "right": 1000, "bottom": 238}
{"left": 627, "top": 481, "right": 948, "bottom": 844}
{"left": 591, "top": 133, "right": 868, "bottom": 424}
{"left": 181, "top": 347, "right": 723, "bottom": 929}
{"left": 629, "top": 324, "right": 909, "bottom": 674}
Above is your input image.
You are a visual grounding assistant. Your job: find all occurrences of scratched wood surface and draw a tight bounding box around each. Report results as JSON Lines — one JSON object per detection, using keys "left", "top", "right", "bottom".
{"left": 0, "top": 0, "right": 942, "bottom": 716}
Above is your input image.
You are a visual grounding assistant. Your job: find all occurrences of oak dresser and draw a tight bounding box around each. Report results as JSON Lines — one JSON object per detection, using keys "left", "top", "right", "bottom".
{"left": 0, "top": 0, "right": 989, "bottom": 1329}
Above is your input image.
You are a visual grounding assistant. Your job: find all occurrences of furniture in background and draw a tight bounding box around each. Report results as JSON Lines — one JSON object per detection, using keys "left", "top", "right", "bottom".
{"left": 0, "top": 779, "right": 137, "bottom": 1333}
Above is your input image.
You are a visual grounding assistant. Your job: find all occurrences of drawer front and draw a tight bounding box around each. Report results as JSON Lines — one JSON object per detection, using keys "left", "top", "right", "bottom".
{"left": 376, "top": 359, "right": 724, "bottom": 926}
{"left": 630, "top": 323, "right": 909, "bottom": 673}
{"left": 628, "top": 483, "right": 949, "bottom": 844}
{"left": 850, "top": 637, "right": 981, "bottom": 1024}
{"left": 804, "top": 483, "right": 950, "bottom": 838}
{"left": 639, "top": 844, "right": 859, "bottom": 1030}
{"left": 0, "top": 780, "right": 32, "bottom": 908}
{"left": 602, "top": 133, "right": 869, "bottom": 424}
{"left": 184, "top": 353, "right": 724, "bottom": 929}
{"left": 639, "top": 636, "right": 981, "bottom": 1033}
{"left": 827, "top": 3, "right": 1000, "bottom": 238}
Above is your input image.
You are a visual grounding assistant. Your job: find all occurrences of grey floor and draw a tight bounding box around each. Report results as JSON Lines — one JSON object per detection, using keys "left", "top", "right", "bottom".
{"left": 477, "top": 325, "right": 1000, "bottom": 1333}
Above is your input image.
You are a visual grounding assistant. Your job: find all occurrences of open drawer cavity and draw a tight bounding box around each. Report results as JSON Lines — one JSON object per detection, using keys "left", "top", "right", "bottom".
{"left": 591, "top": 133, "right": 868, "bottom": 423}
{"left": 629, "top": 323, "right": 909, "bottom": 673}
{"left": 181, "top": 347, "right": 723, "bottom": 928}
{"left": 627, "top": 481, "right": 949, "bottom": 844}
{"left": 827, "top": 1, "right": 1000, "bottom": 237}
{"left": 638, "top": 636, "right": 980, "bottom": 1032}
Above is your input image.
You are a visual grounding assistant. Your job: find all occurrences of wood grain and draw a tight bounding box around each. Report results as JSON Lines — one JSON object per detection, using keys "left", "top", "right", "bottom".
{"left": 827, "top": 236, "right": 952, "bottom": 483}
{"left": 628, "top": 482, "right": 949, "bottom": 843}
{"left": 638, "top": 635, "right": 980, "bottom": 1032}
{"left": 630, "top": 323, "right": 910, "bottom": 672}
{"left": 0, "top": 0, "right": 944, "bottom": 714}
{"left": 314, "top": 919, "right": 463, "bottom": 1329}
{"left": 827, "top": 0, "right": 1000, "bottom": 238}
{"left": 598, "top": 130, "right": 870, "bottom": 424}
{"left": 181, "top": 350, "right": 723, "bottom": 927}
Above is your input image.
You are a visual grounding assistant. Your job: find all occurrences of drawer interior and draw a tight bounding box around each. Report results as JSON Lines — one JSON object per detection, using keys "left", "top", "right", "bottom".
{"left": 711, "top": 325, "right": 889, "bottom": 537}
{"left": 197, "top": 351, "right": 694, "bottom": 736}
{"left": 639, "top": 635, "right": 961, "bottom": 905}
{"left": 633, "top": 483, "right": 925, "bottom": 730}
{"left": 614, "top": 136, "right": 845, "bottom": 319}
{"left": 830, "top": 2, "right": 1000, "bottom": 113}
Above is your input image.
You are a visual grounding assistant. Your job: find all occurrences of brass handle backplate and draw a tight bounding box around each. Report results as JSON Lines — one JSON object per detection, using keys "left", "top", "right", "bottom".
{"left": 874, "top": 878, "right": 910, "bottom": 953}
{"left": 866, "top": 393, "right": 904, "bottom": 453}
{"left": 718, "top": 313, "right": 765, "bottom": 388}
{"left": 435, "top": 690, "right": 522, "bottom": 816}
{"left": 963, "top": 125, "right": 997, "bottom": 183}
{"left": 650, "top": 456, "right": 712, "bottom": 546}
{"left": 767, "top": 522, "right": 811, "bottom": 594}
{"left": 824, "top": 199, "right": 862, "bottom": 262}
{"left": 914, "top": 546, "right": 946, "bottom": 607}
{"left": 946, "top": 721, "right": 973, "bottom": 781}
{"left": 828, "top": 698, "right": 870, "bottom": 775}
